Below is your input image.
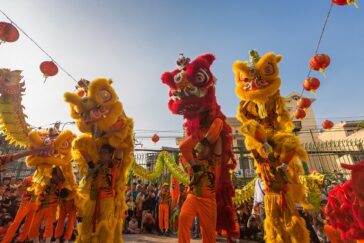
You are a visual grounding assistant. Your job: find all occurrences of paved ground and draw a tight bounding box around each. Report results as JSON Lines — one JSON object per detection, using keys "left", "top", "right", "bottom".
{"left": 123, "top": 234, "right": 258, "bottom": 242}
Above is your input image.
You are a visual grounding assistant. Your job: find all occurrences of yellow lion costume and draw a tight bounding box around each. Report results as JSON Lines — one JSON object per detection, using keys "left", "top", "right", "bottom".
{"left": 64, "top": 78, "right": 134, "bottom": 243}
{"left": 233, "top": 50, "right": 310, "bottom": 243}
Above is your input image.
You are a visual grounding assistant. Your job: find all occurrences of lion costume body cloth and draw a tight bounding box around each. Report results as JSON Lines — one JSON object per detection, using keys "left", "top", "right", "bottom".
{"left": 64, "top": 78, "right": 134, "bottom": 243}
{"left": 161, "top": 53, "right": 238, "bottom": 242}
{"left": 233, "top": 51, "right": 310, "bottom": 243}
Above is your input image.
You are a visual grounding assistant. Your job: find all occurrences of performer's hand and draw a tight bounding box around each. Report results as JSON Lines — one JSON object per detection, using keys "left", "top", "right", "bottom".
{"left": 194, "top": 142, "right": 210, "bottom": 160}
{"left": 189, "top": 164, "right": 205, "bottom": 187}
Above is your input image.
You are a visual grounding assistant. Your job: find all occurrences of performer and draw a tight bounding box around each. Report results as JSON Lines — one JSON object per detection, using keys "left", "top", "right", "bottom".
{"left": 158, "top": 183, "right": 171, "bottom": 236}
{"left": 2, "top": 176, "right": 37, "bottom": 243}
{"left": 28, "top": 166, "right": 66, "bottom": 243}
{"left": 161, "top": 53, "right": 238, "bottom": 243}
{"left": 76, "top": 144, "right": 123, "bottom": 243}
{"left": 233, "top": 50, "right": 310, "bottom": 242}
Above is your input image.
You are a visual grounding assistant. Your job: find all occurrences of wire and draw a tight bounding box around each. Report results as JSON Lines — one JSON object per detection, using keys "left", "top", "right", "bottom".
{"left": 0, "top": 9, "right": 78, "bottom": 83}
{"left": 299, "top": 3, "right": 334, "bottom": 97}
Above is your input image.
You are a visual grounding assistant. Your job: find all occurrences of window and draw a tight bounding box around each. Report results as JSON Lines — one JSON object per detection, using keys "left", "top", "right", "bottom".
{"left": 345, "top": 130, "right": 356, "bottom": 137}
{"left": 293, "top": 121, "right": 302, "bottom": 132}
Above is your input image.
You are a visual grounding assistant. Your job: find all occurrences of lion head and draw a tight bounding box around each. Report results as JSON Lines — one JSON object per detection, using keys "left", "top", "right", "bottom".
{"left": 233, "top": 51, "right": 282, "bottom": 103}
{"left": 64, "top": 78, "right": 125, "bottom": 133}
{"left": 161, "top": 53, "right": 218, "bottom": 119}
{"left": 26, "top": 128, "right": 75, "bottom": 167}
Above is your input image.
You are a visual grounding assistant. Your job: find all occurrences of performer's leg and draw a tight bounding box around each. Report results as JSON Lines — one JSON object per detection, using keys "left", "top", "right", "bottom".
{"left": 64, "top": 207, "right": 77, "bottom": 241}
{"left": 161, "top": 204, "right": 169, "bottom": 232}
{"left": 43, "top": 206, "right": 57, "bottom": 240}
{"left": 2, "top": 203, "right": 30, "bottom": 243}
{"left": 17, "top": 202, "right": 38, "bottom": 242}
{"left": 28, "top": 208, "right": 45, "bottom": 240}
{"left": 54, "top": 201, "right": 67, "bottom": 239}
{"left": 158, "top": 204, "right": 164, "bottom": 232}
{"left": 178, "top": 195, "right": 198, "bottom": 243}
{"left": 198, "top": 198, "right": 217, "bottom": 243}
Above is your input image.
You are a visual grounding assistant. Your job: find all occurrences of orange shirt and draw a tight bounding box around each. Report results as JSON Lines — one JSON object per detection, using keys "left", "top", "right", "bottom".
{"left": 159, "top": 190, "right": 171, "bottom": 204}
{"left": 39, "top": 183, "right": 63, "bottom": 208}
{"left": 189, "top": 158, "right": 217, "bottom": 199}
{"left": 90, "top": 159, "right": 120, "bottom": 200}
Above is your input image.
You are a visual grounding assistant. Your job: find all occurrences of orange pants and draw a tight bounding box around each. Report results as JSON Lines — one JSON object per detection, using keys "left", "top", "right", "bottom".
{"left": 28, "top": 205, "right": 57, "bottom": 239}
{"left": 178, "top": 194, "right": 216, "bottom": 243}
{"left": 54, "top": 199, "right": 77, "bottom": 240}
{"left": 2, "top": 201, "right": 37, "bottom": 243}
{"left": 158, "top": 203, "right": 169, "bottom": 231}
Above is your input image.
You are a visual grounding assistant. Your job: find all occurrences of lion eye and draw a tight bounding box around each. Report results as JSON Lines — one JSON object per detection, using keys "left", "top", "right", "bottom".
{"left": 99, "top": 89, "right": 112, "bottom": 102}
{"left": 173, "top": 72, "right": 183, "bottom": 84}
{"left": 195, "top": 69, "right": 209, "bottom": 85}
{"left": 60, "top": 140, "right": 70, "bottom": 149}
{"left": 264, "top": 63, "right": 274, "bottom": 75}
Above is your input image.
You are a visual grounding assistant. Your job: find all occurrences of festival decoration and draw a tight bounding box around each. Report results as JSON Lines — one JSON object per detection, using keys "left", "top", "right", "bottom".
{"left": 324, "top": 160, "right": 364, "bottom": 241}
{"left": 322, "top": 119, "right": 334, "bottom": 129}
{"left": 303, "top": 77, "right": 320, "bottom": 93}
{"left": 309, "top": 54, "right": 331, "bottom": 75}
{"left": 0, "top": 22, "right": 19, "bottom": 43}
{"left": 64, "top": 78, "right": 134, "bottom": 243}
{"left": 233, "top": 50, "right": 310, "bottom": 243}
{"left": 131, "top": 151, "right": 190, "bottom": 185}
{"left": 297, "top": 97, "right": 313, "bottom": 109}
{"left": 332, "top": 0, "right": 358, "bottom": 8}
{"left": 40, "top": 61, "right": 58, "bottom": 82}
{"left": 161, "top": 53, "right": 238, "bottom": 241}
{"left": 294, "top": 108, "right": 307, "bottom": 119}
{"left": 232, "top": 178, "right": 257, "bottom": 207}
{"left": 151, "top": 133, "right": 160, "bottom": 143}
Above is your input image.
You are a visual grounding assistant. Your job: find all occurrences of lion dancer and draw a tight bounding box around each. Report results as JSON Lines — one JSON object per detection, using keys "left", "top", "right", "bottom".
{"left": 64, "top": 78, "right": 134, "bottom": 243}
{"left": 2, "top": 176, "right": 37, "bottom": 243}
{"left": 54, "top": 158, "right": 80, "bottom": 243}
{"left": 233, "top": 50, "right": 310, "bottom": 243}
{"left": 161, "top": 53, "right": 238, "bottom": 243}
{"left": 28, "top": 166, "right": 66, "bottom": 243}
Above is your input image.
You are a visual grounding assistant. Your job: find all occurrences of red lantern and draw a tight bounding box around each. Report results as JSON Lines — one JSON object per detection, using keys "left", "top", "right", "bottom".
{"left": 40, "top": 61, "right": 58, "bottom": 82}
{"left": 297, "top": 97, "right": 313, "bottom": 109}
{"left": 294, "top": 108, "right": 306, "bottom": 119}
{"left": 0, "top": 22, "right": 19, "bottom": 43}
{"left": 303, "top": 77, "right": 320, "bottom": 93}
{"left": 151, "top": 134, "right": 160, "bottom": 143}
{"left": 322, "top": 120, "right": 334, "bottom": 129}
{"left": 310, "top": 54, "right": 330, "bottom": 74}
{"left": 332, "top": 0, "right": 358, "bottom": 7}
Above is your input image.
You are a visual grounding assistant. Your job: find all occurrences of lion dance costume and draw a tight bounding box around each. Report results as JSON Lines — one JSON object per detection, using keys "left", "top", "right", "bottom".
{"left": 324, "top": 160, "right": 364, "bottom": 243}
{"left": 161, "top": 53, "right": 238, "bottom": 242}
{"left": 64, "top": 78, "right": 134, "bottom": 243}
{"left": 232, "top": 50, "right": 310, "bottom": 243}
{"left": 0, "top": 68, "right": 77, "bottom": 243}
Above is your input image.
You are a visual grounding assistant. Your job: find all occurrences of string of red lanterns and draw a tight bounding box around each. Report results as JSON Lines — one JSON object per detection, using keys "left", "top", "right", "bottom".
{"left": 294, "top": 1, "right": 357, "bottom": 129}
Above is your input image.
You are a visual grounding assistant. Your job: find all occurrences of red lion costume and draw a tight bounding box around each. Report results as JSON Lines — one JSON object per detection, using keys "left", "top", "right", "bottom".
{"left": 324, "top": 160, "right": 364, "bottom": 242}
{"left": 161, "top": 53, "right": 238, "bottom": 242}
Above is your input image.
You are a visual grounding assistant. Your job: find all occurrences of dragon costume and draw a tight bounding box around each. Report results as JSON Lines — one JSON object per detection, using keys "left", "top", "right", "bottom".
{"left": 161, "top": 53, "right": 238, "bottom": 242}
{"left": 64, "top": 78, "right": 134, "bottom": 243}
{"left": 0, "top": 68, "right": 78, "bottom": 242}
{"left": 233, "top": 51, "right": 310, "bottom": 243}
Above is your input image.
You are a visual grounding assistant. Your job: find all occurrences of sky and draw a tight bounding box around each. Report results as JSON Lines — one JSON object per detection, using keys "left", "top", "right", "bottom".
{"left": 1, "top": 0, "right": 363, "bottom": 148}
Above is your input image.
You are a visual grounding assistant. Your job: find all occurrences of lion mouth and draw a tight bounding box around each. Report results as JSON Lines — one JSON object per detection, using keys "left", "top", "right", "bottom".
{"left": 243, "top": 78, "right": 270, "bottom": 91}
{"left": 82, "top": 106, "right": 110, "bottom": 123}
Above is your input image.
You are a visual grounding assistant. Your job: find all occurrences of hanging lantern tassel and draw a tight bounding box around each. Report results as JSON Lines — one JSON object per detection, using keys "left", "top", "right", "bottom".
{"left": 40, "top": 61, "right": 58, "bottom": 83}
{"left": 310, "top": 54, "right": 331, "bottom": 77}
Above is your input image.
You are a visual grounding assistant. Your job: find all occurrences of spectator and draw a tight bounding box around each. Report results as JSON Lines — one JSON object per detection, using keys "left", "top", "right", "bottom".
{"left": 2, "top": 177, "right": 10, "bottom": 190}
{"left": 142, "top": 210, "right": 155, "bottom": 234}
{"left": 127, "top": 216, "right": 141, "bottom": 234}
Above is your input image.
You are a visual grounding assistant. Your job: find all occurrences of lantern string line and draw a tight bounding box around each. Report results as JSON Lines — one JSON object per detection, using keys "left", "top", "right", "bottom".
{"left": 299, "top": 2, "right": 334, "bottom": 97}
{"left": 0, "top": 9, "right": 78, "bottom": 83}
